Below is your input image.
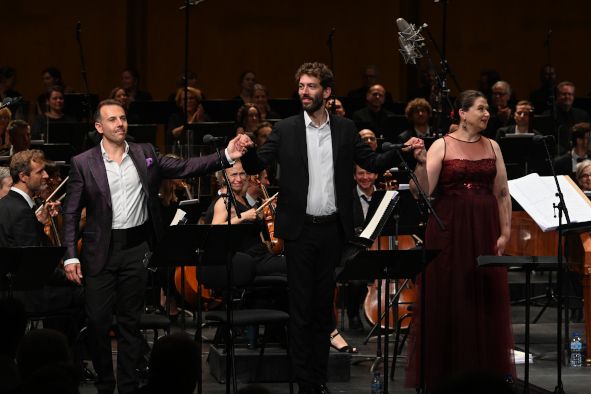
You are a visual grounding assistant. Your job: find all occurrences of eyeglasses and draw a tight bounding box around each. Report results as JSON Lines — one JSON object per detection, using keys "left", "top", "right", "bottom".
{"left": 515, "top": 111, "right": 531, "bottom": 116}
{"left": 362, "top": 136, "right": 376, "bottom": 142}
{"left": 579, "top": 173, "right": 591, "bottom": 180}
{"left": 492, "top": 91, "right": 508, "bottom": 96}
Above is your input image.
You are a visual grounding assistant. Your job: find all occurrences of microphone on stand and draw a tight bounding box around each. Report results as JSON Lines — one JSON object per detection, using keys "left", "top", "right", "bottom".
{"left": 76, "top": 21, "right": 82, "bottom": 41}
{"left": 203, "top": 134, "right": 226, "bottom": 144}
{"left": 395, "top": 17, "right": 428, "bottom": 64}
{"left": 382, "top": 142, "right": 410, "bottom": 151}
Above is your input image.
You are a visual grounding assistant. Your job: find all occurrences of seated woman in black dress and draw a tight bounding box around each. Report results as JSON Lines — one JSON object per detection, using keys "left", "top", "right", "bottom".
{"left": 31, "top": 85, "right": 76, "bottom": 141}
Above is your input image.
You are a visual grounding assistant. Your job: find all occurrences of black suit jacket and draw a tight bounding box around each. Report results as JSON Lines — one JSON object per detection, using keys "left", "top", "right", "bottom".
{"left": 0, "top": 190, "right": 47, "bottom": 247}
{"left": 63, "top": 142, "right": 229, "bottom": 276}
{"left": 554, "top": 153, "right": 575, "bottom": 178}
{"left": 241, "top": 113, "right": 397, "bottom": 241}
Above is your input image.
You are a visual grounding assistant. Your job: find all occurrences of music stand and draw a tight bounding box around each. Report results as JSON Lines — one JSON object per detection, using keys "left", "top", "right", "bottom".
{"left": 0, "top": 246, "right": 66, "bottom": 297}
{"left": 499, "top": 135, "right": 555, "bottom": 179}
{"left": 478, "top": 255, "right": 558, "bottom": 394}
{"left": 338, "top": 248, "right": 437, "bottom": 394}
{"left": 149, "top": 223, "right": 259, "bottom": 394}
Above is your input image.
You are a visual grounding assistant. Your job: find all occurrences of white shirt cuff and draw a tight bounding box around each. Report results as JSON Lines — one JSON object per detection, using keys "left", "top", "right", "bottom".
{"left": 224, "top": 148, "right": 234, "bottom": 165}
{"left": 64, "top": 258, "right": 81, "bottom": 266}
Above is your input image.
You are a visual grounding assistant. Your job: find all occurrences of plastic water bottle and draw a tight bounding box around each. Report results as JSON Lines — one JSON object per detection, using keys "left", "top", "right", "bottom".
{"left": 570, "top": 332, "right": 583, "bottom": 368}
{"left": 371, "top": 371, "right": 383, "bottom": 394}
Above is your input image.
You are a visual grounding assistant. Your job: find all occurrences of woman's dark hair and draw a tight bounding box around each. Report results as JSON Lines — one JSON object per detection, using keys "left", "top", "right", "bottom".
{"left": 452, "top": 90, "right": 486, "bottom": 123}
{"left": 45, "top": 84, "right": 65, "bottom": 100}
{"left": 236, "top": 103, "right": 260, "bottom": 127}
{"left": 41, "top": 67, "right": 63, "bottom": 83}
{"left": 239, "top": 70, "right": 255, "bottom": 84}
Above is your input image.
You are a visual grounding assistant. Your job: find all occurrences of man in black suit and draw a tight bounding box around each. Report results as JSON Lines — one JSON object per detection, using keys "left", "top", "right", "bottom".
{"left": 62, "top": 99, "right": 248, "bottom": 394}
{"left": 0, "top": 150, "right": 59, "bottom": 247}
{"left": 242, "top": 62, "right": 424, "bottom": 394}
{"left": 554, "top": 122, "right": 591, "bottom": 179}
{"left": 495, "top": 100, "right": 540, "bottom": 140}
{"left": 544, "top": 81, "right": 590, "bottom": 155}
{"left": 0, "top": 150, "right": 81, "bottom": 332}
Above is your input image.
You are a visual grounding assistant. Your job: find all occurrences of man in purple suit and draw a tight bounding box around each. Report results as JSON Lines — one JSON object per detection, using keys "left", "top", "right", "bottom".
{"left": 62, "top": 99, "right": 250, "bottom": 394}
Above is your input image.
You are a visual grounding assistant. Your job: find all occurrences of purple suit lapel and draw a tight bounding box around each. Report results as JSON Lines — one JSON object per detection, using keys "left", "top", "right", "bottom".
{"left": 88, "top": 146, "right": 112, "bottom": 209}
{"left": 127, "top": 143, "right": 150, "bottom": 197}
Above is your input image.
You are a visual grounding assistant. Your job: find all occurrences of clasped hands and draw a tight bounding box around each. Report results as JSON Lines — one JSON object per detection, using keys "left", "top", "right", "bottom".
{"left": 227, "top": 134, "right": 254, "bottom": 160}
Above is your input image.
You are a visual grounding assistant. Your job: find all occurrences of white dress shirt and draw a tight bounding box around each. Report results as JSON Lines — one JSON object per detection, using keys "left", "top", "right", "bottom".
{"left": 101, "top": 140, "right": 148, "bottom": 229}
{"left": 304, "top": 110, "right": 336, "bottom": 216}
{"left": 356, "top": 184, "right": 375, "bottom": 219}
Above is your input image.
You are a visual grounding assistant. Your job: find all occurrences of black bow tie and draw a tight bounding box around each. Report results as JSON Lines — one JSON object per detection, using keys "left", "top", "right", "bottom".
{"left": 360, "top": 194, "right": 370, "bottom": 203}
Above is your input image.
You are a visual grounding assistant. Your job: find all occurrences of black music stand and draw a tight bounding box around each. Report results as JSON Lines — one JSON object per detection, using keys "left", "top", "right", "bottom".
{"left": 0, "top": 246, "right": 66, "bottom": 297}
{"left": 338, "top": 248, "right": 437, "bottom": 394}
{"left": 498, "top": 135, "right": 554, "bottom": 179}
{"left": 478, "top": 255, "right": 558, "bottom": 394}
{"left": 149, "top": 223, "right": 259, "bottom": 394}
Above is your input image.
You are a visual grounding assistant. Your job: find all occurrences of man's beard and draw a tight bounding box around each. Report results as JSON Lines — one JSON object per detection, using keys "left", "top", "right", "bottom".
{"left": 301, "top": 94, "right": 324, "bottom": 113}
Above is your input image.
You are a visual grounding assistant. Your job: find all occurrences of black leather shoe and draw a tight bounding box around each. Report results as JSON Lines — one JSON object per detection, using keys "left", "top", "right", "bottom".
{"left": 316, "top": 384, "right": 332, "bottom": 394}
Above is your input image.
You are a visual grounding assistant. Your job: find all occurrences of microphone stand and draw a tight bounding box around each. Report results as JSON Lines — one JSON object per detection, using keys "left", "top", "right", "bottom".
{"left": 75, "top": 22, "right": 93, "bottom": 124}
{"left": 395, "top": 149, "right": 444, "bottom": 394}
{"left": 538, "top": 139, "right": 570, "bottom": 394}
{"left": 326, "top": 28, "right": 337, "bottom": 114}
{"left": 213, "top": 141, "right": 241, "bottom": 394}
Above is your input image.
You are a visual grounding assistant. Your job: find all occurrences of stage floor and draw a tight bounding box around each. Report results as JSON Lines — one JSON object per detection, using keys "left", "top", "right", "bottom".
{"left": 77, "top": 272, "right": 591, "bottom": 393}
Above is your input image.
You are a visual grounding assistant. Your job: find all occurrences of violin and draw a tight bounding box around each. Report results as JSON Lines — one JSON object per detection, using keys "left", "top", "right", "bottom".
{"left": 363, "top": 172, "right": 419, "bottom": 331}
{"left": 255, "top": 175, "right": 284, "bottom": 255}
{"left": 37, "top": 175, "right": 69, "bottom": 247}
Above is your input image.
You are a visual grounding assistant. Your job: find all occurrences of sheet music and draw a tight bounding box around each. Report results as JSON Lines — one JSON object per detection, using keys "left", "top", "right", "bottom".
{"left": 360, "top": 190, "right": 399, "bottom": 240}
{"left": 508, "top": 173, "right": 591, "bottom": 231}
{"left": 170, "top": 208, "right": 187, "bottom": 226}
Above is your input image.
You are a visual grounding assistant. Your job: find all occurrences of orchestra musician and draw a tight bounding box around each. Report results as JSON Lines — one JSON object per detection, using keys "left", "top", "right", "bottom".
{"left": 61, "top": 99, "right": 249, "bottom": 394}
{"left": 0, "top": 150, "right": 83, "bottom": 342}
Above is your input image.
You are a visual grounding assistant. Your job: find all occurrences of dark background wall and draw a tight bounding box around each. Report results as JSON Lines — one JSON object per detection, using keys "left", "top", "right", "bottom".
{"left": 2, "top": 0, "right": 590, "bottom": 112}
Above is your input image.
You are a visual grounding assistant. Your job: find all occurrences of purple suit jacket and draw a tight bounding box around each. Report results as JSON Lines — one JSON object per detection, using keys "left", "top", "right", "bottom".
{"left": 63, "top": 142, "right": 227, "bottom": 276}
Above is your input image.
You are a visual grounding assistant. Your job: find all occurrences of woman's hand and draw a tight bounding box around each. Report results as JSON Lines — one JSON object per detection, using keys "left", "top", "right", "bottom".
{"left": 496, "top": 234, "right": 509, "bottom": 256}
{"left": 406, "top": 137, "right": 426, "bottom": 164}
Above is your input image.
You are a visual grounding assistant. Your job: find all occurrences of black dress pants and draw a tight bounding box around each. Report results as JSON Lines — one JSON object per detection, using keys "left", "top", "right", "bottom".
{"left": 85, "top": 241, "right": 149, "bottom": 394}
{"left": 285, "top": 219, "right": 344, "bottom": 387}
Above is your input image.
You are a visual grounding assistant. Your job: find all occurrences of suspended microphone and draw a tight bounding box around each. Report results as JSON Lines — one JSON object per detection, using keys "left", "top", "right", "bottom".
{"left": 76, "top": 21, "right": 81, "bottom": 41}
{"left": 532, "top": 134, "right": 555, "bottom": 144}
{"left": 395, "top": 17, "right": 428, "bottom": 64}
{"left": 382, "top": 142, "right": 410, "bottom": 151}
{"left": 203, "top": 134, "right": 226, "bottom": 144}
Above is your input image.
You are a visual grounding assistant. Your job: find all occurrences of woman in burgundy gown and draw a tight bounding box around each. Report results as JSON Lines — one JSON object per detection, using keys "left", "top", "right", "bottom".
{"left": 406, "top": 90, "right": 515, "bottom": 391}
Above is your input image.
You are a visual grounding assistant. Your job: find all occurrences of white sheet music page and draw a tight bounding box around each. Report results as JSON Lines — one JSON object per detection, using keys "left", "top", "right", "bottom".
{"left": 359, "top": 190, "right": 399, "bottom": 240}
{"left": 170, "top": 208, "right": 187, "bottom": 226}
{"left": 508, "top": 173, "right": 591, "bottom": 231}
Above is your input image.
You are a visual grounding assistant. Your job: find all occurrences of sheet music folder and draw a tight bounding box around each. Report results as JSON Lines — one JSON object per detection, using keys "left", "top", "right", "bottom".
{"left": 342, "top": 190, "right": 399, "bottom": 263}
{"left": 149, "top": 223, "right": 260, "bottom": 269}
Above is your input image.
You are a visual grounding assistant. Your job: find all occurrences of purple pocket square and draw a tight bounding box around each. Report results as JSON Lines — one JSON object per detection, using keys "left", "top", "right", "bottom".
{"left": 145, "top": 157, "right": 153, "bottom": 168}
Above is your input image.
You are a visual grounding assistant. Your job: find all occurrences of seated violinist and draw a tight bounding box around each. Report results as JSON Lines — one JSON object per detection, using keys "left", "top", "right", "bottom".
{"left": 211, "top": 160, "right": 286, "bottom": 276}
{"left": 0, "top": 150, "right": 84, "bottom": 343}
